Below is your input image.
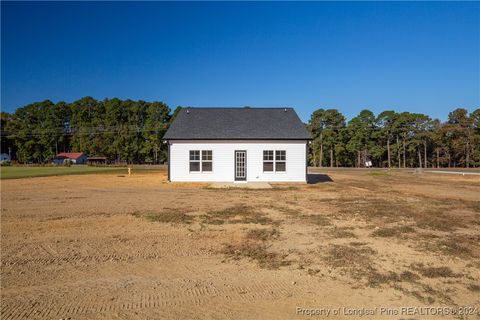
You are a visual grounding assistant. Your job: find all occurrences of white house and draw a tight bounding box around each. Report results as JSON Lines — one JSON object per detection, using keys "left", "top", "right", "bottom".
{"left": 163, "top": 107, "right": 311, "bottom": 183}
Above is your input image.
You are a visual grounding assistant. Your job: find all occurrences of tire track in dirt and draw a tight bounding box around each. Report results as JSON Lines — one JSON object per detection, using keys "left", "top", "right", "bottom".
{"left": 2, "top": 248, "right": 214, "bottom": 267}
{"left": 1, "top": 278, "right": 295, "bottom": 319}
{"left": 2, "top": 288, "right": 288, "bottom": 319}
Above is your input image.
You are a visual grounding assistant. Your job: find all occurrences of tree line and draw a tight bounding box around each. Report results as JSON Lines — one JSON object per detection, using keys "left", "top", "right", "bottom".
{"left": 1, "top": 97, "right": 479, "bottom": 167}
{"left": 307, "top": 108, "right": 480, "bottom": 168}
{"left": 1, "top": 97, "right": 175, "bottom": 164}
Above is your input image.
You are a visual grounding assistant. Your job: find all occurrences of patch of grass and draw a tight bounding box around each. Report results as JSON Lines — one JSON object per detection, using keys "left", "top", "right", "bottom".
{"left": 132, "top": 208, "right": 193, "bottom": 224}
{"left": 410, "top": 290, "right": 436, "bottom": 304}
{"left": 349, "top": 241, "right": 368, "bottom": 247}
{"left": 416, "top": 216, "right": 459, "bottom": 232}
{"left": 337, "top": 197, "right": 414, "bottom": 219}
{"left": 366, "top": 269, "right": 400, "bottom": 287}
{"left": 367, "top": 171, "right": 390, "bottom": 176}
{"left": 394, "top": 282, "right": 443, "bottom": 305}
{"left": 360, "top": 269, "right": 420, "bottom": 288}
{"left": 328, "top": 226, "right": 356, "bottom": 238}
{"left": 471, "top": 219, "right": 480, "bottom": 226}
{"left": 372, "top": 225, "right": 415, "bottom": 237}
{"left": 271, "top": 186, "right": 300, "bottom": 191}
{"left": 465, "top": 260, "right": 480, "bottom": 268}
{"left": 399, "top": 270, "right": 421, "bottom": 282}
{"left": 467, "top": 284, "right": 480, "bottom": 292}
{"left": 325, "top": 244, "right": 376, "bottom": 269}
{"left": 246, "top": 228, "right": 280, "bottom": 241}
{"left": 199, "top": 215, "right": 226, "bottom": 225}
{"left": 323, "top": 243, "right": 414, "bottom": 289}
{"left": 222, "top": 242, "right": 290, "bottom": 269}
{"left": 411, "top": 263, "right": 460, "bottom": 278}
{"left": 421, "top": 236, "right": 475, "bottom": 259}
{"left": 417, "top": 232, "right": 440, "bottom": 240}
{"left": 307, "top": 268, "right": 321, "bottom": 276}
{"left": 300, "top": 214, "right": 331, "bottom": 226}
{"left": 336, "top": 196, "right": 468, "bottom": 234}
{"left": 0, "top": 166, "right": 125, "bottom": 179}
{"left": 275, "top": 206, "right": 300, "bottom": 216}
{"left": 437, "top": 238, "right": 473, "bottom": 258}
{"left": 422, "top": 284, "right": 454, "bottom": 304}
{"left": 200, "top": 205, "right": 274, "bottom": 225}
{"left": 467, "top": 201, "right": 480, "bottom": 212}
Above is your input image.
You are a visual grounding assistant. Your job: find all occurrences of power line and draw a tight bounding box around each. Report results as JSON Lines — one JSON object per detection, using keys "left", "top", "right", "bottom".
{"left": 0, "top": 125, "right": 169, "bottom": 138}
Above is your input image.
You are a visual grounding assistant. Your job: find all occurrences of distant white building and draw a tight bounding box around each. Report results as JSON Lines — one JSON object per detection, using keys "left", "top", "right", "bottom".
{"left": 0, "top": 153, "right": 11, "bottom": 162}
{"left": 163, "top": 107, "right": 311, "bottom": 183}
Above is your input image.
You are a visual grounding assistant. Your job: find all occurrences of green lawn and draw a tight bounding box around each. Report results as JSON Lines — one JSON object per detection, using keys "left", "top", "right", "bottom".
{"left": 0, "top": 166, "right": 127, "bottom": 179}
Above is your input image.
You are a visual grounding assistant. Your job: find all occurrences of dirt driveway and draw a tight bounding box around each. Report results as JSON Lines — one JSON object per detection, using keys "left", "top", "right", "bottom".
{"left": 1, "top": 169, "right": 479, "bottom": 319}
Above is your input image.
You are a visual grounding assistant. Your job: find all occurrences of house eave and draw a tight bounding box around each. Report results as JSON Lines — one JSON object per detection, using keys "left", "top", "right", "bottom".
{"left": 163, "top": 137, "right": 312, "bottom": 142}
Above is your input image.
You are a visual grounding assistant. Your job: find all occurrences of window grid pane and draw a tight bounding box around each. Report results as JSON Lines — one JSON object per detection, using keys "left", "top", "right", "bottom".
{"left": 275, "top": 150, "right": 286, "bottom": 161}
{"left": 190, "top": 162, "right": 200, "bottom": 172}
{"left": 202, "top": 150, "right": 212, "bottom": 161}
{"left": 276, "top": 162, "right": 286, "bottom": 172}
{"left": 263, "top": 150, "right": 273, "bottom": 161}
{"left": 263, "top": 162, "right": 273, "bottom": 172}
{"left": 190, "top": 150, "right": 200, "bottom": 161}
{"left": 202, "top": 161, "right": 212, "bottom": 172}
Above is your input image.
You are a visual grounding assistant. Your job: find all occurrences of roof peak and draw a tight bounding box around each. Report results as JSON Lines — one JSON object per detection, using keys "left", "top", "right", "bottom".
{"left": 164, "top": 107, "right": 311, "bottom": 140}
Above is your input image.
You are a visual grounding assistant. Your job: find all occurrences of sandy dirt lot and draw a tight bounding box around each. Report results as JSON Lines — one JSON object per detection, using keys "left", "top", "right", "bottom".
{"left": 1, "top": 169, "right": 479, "bottom": 319}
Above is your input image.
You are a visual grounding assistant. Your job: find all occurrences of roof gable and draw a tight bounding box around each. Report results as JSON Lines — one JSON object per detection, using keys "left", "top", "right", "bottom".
{"left": 55, "top": 152, "right": 85, "bottom": 159}
{"left": 163, "top": 107, "right": 311, "bottom": 140}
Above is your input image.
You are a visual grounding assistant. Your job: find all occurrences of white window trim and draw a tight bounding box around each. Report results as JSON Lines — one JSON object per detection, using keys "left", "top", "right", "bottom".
{"left": 189, "top": 150, "right": 201, "bottom": 173}
{"left": 201, "top": 150, "right": 213, "bottom": 173}
{"left": 189, "top": 150, "right": 213, "bottom": 173}
{"left": 263, "top": 150, "right": 274, "bottom": 173}
{"left": 275, "top": 150, "right": 286, "bottom": 173}
{"left": 263, "top": 150, "right": 287, "bottom": 173}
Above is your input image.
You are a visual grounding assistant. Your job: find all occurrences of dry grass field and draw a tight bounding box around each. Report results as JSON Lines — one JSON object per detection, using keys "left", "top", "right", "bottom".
{"left": 1, "top": 168, "right": 479, "bottom": 319}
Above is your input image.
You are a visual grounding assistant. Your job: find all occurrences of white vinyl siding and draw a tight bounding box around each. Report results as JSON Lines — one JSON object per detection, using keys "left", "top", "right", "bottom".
{"left": 169, "top": 140, "right": 307, "bottom": 182}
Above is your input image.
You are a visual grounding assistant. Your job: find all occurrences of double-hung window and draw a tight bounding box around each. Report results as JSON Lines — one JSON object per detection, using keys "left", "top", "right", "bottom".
{"left": 263, "top": 150, "right": 274, "bottom": 172}
{"left": 190, "top": 150, "right": 212, "bottom": 172}
{"left": 275, "top": 150, "right": 286, "bottom": 172}
{"left": 202, "top": 150, "right": 212, "bottom": 172}
{"left": 189, "top": 150, "right": 200, "bottom": 172}
{"left": 263, "top": 150, "right": 286, "bottom": 172}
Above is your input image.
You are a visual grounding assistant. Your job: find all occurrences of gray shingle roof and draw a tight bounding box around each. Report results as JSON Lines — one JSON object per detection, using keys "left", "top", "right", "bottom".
{"left": 163, "top": 107, "right": 311, "bottom": 140}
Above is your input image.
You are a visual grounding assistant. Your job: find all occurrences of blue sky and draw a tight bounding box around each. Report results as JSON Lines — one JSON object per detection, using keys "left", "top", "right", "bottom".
{"left": 1, "top": 1, "right": 479, "bottom": 122}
